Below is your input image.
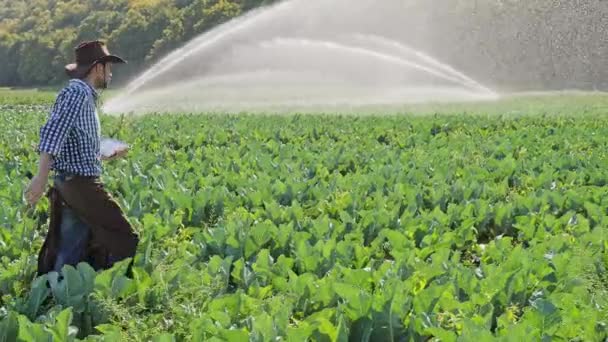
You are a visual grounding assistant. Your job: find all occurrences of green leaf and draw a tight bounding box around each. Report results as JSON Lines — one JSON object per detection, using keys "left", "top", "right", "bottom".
{"left": 0, "top": 312, "right": 19, "bottom": 342}
{"left": 348, "top": 317, "right": 373, "bottom": 342}
{"left": 230, "top": 258, "right": 254, "bottom": 288}
{"left": 48, "top": 266, "right": 87, "bottom": 313}
{"left": 47, "top": 307, "right": 77, "bottom": 342}
{"left": 335, "top": 315, "right": 349, "bottom": 342}
{"left": 44, "top": 263, "right": 96, "bottom": 317}
{"left": 209, "top": 294, "right": 241, "bottom": 314}
{"left": 334, "top": 282, "right": 372, "bottom": 320}
{"left": 153, "top": 333, "right": 176, "bottom": 342}
{"left": 496, "top": 320, "right": 541, "bottom": 341}
{"left": 246, "top": 221, "right": 276, "bottom": 259}
{"left": 530, "top": 298, "right": 562, "bottom": 331}
{"left": 456, "top": 319, "right": 494, "bottom": 341}
{"left": 221, "top": 328, "right": 250, "bottom": 342}
{"left": 413, "top": 283, "right": 448, "bottom": 315}
{"left": 76, "top": 262, "right": 97, "bottom": 294}
{"left": 425, "top": 327, "right": 457, "bottom": 342}
{"left": 94, "top": 324, "right": 123, "bottom": 338}
{"left": 94, "top": 259, "right": 135, "bottom": 298}
{"left": 133, "top": 267, "right": 153, "bottom": 306}
{"left": 532, "top": 299, "right": 557, "bottom": 316}
{"left": 210, "top": 311, "right": 232, "bottom": 328}
{"left": 17, "top": 315, "right": 50, "bottom": 342}
{"left": 251, "top": 312, "right": 276, "bottom": 341}
{"left": 316, "top": 317, "right": 338, "bottom": 341}
{"left": 21, "top": 275, "right": 51, "bottom": 320}
{"left": 287, "top": 322, "right": 314, "bottom": 342}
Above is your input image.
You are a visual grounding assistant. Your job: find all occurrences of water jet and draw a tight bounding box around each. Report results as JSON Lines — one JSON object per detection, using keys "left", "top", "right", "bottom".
{"left": 104, "top": 0, "right": 605, "bottom": 114}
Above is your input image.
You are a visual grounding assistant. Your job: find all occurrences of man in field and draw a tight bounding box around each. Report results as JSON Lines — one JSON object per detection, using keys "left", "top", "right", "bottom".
{"left": 24, "top": 40, "right": 139, "bottom": 276}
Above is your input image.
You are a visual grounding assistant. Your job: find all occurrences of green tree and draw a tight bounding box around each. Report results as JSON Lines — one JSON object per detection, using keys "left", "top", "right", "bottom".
{"left": 16, "top": 37, "right": 57, "bottom": 86}
{"left": 0, "top": 33, "right": 20, "bottom": 85}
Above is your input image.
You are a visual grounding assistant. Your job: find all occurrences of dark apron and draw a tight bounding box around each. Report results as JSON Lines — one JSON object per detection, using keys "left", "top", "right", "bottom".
{"left": 37, "top": 173, "right": 139, "bottom": 276}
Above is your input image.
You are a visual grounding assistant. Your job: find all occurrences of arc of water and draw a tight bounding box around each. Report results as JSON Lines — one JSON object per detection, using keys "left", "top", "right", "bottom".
{"left": 257, "top": 38, "right": 486, "bottom": 92}
{"left": 349, "top": 34, "right": 495, "bottom": 95}
{"left": 121, "top": 0, "right": 302, "bottom": 96}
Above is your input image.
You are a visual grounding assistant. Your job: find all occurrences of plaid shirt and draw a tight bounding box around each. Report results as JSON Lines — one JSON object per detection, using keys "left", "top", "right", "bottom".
{"left": 38, "top": 79, "right": 102, "bottom": 177}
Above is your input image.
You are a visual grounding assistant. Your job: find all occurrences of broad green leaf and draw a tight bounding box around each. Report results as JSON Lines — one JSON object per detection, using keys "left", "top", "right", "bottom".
{"left": 20, "top": 275, "right": 50, "bottom": 319}
{"left": 316, "top": 317, "right": 338, "bottom": 341}
{"left": 425, "top": 327, "right": 457, "bottom": 342}
{"left": 456, "top": 319, "right": 494, "bottom": 341}
{"left": 530, "top": 298, "right": 562, "bottom": 332}
{"left": 335, "top": 315, "right": 349, "bottom": 342}
{"left": 287, "top": 322, "right": 314, "bottom": 342}
{"left": 18, "top": 315, "right": 50, "bottom": 342}
{"left": 0, "top": 312, "right": 18, "bottom": 342}
{"left": 47, "top": 308, "right": 77, "bottom": 342}
{"left": 209, "top": 294, "right": 241, "bottom": 314}
{"left": 221, "top": 328, "right": 250, "bottom": 342}
{"left": 251, "top": 312, "right": 276, "bottom": 341}
{"left": 153, "top": 333, "right": 176, "bottom": 342}
{"left": 334, "top": 282, "right": 372, "bottom": 320}
{"left": 94, "top": 259, "right": 136, "bottom": 298}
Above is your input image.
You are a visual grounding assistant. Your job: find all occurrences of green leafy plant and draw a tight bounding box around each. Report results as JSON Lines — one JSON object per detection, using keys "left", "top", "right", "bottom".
{"left": 1, "top": 94, "right": 608, "bottom": 340}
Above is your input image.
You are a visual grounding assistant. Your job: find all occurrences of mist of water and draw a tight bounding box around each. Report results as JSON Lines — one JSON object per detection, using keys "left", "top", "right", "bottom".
{"left": 103, "top": 0, "right": 605, "bottom": 114}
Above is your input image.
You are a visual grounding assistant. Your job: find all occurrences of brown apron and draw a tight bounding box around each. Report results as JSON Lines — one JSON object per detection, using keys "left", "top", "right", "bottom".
{"left": 37, "top": 175, "right": 139, "bottom": 276}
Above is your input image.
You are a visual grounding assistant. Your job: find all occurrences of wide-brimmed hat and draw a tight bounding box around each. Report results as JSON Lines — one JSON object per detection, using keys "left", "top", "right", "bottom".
{"left": 65, "top": 40, "right": 126, "bottom": 79}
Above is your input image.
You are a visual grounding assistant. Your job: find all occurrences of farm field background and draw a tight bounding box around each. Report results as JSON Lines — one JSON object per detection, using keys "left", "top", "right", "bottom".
{"left": 1, "top": 91, "right": 608, "bottom": 340}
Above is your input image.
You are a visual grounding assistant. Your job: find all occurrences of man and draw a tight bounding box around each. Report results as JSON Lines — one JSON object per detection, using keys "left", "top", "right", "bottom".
{"left": 24, "top": 40, "right": 139, "bottom": 276}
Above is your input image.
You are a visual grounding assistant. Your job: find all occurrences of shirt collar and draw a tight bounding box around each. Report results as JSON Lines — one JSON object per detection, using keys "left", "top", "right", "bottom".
{"left": 69, "top": 79, "right": 99, "bottom": 100}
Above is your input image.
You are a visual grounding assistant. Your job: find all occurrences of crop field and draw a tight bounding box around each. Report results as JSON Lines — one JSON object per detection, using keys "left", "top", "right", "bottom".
{"left": 1, "top": 92, "right": 608, "bottom": 341}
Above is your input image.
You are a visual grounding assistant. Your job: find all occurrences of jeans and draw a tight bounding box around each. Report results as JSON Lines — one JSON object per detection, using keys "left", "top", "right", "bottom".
{"left": 53, "top": 172, "right": 92, "bottom": 273}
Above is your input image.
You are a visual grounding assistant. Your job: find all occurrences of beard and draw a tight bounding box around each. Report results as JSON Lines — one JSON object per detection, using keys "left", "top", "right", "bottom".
{"left": 95, "top": 64, "right": 111, "bottom": 89}
{"left": 95, "top": 76, "right": 110, "bottom": 89}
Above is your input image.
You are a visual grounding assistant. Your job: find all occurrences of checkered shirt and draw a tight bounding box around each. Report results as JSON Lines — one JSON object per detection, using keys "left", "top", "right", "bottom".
{"left": 38, "top": 79, "right": 102, "bottom": 177}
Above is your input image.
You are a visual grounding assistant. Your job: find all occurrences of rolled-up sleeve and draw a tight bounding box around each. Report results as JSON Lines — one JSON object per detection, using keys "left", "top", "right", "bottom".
{"left": 38, "top": 88, "right": 85, "bottom": 156}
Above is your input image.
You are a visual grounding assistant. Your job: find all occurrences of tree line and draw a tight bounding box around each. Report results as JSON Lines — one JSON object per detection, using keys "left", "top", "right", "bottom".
{"left": 0, "top": 0, "right": 278, "bottom": 87}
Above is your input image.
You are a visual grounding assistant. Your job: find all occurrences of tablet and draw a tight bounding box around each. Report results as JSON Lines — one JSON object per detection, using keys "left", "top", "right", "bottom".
{"left": 100, "top": 138, "right": 129, "bottom": 158}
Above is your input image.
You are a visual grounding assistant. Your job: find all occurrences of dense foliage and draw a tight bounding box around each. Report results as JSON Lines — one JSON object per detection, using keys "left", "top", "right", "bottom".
{"left": 1, "top": 94, "right": 608, "bottom": 340}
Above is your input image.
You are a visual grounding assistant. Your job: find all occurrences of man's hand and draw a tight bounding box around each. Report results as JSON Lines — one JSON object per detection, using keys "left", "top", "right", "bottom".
{"left": 25, "top": 152, "right": 52, "bottom": 207}
{"left": 25, "top": 174, "right": 48, "bottom": 206}
{"left": 101, "top": 147, "right": 129, "bottom": 161}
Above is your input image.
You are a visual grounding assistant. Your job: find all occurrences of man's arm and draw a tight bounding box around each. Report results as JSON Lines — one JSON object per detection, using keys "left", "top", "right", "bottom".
{"left": 25, "top": 153, "right": 53, "bottom": 206}
{"left": 25, "top": 88, "right": 85, "bottom": 206}
{"left": 37, "top": 152, "right": 53, "bottom": 179}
